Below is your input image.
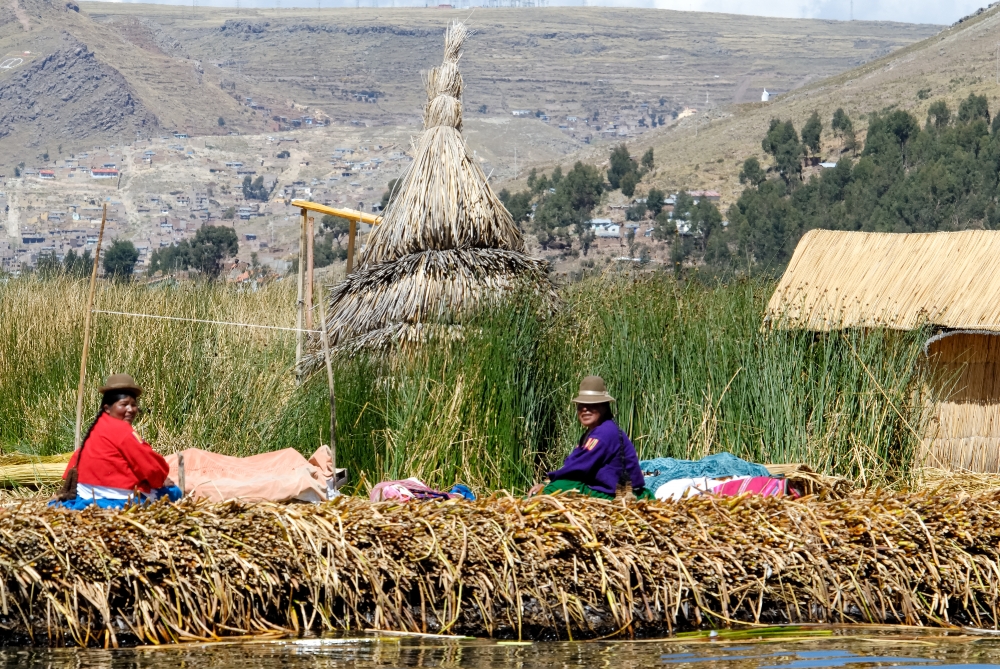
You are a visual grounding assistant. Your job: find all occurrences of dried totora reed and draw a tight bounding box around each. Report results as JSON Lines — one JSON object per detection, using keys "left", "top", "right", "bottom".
{"left": 2, "top": 490, "right": 1000, "bottom": 646}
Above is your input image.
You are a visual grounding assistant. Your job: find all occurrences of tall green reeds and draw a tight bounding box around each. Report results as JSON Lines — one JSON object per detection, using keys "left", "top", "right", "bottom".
{"left": 0, "top": 271, "right": 931, "bottom": 492}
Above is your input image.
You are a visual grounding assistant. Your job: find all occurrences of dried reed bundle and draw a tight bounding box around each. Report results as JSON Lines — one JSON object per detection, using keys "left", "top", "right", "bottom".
{"left": 918, "top": 467, "right": 1000, "bottom": 494}
{"left": 361, "top": 126, "right": 524, "bottom": 264}
{"left": 4, "top": 490, "right": 1000, "bottom": 646}
{"left": 767, "top": 229, "right": 1000, "bottom": 331}
{"left": 319, "top": 21, "right": 550, "bottom": 353}
{"left": 0, "top": 453, "right": 71, "bottom": 488}
{"left": 313, "top": 249, "right": 551, "bottom": 353}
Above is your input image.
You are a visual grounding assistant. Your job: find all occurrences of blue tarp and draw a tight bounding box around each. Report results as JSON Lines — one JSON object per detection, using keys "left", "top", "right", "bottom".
{"left": 48, "top": 486, "right": 182, "bottom": 511}
{"left": 640, "top": 453, "right": 771, "bottom": 493}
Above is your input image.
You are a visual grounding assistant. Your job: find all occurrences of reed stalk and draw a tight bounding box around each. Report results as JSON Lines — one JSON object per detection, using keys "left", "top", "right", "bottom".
{"left": 0, "top": 271, "right": 930, "bottom": 491}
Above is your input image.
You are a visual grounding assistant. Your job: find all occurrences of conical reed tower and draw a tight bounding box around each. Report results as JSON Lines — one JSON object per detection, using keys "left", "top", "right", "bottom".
{"left": 319, "top": 22, "right": 552, "bottom": 353}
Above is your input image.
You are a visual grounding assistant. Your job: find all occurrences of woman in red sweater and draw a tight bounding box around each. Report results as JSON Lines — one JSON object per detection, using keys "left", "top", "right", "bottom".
{"left": 55, "top": 374, "right": 174, "bottom": 509}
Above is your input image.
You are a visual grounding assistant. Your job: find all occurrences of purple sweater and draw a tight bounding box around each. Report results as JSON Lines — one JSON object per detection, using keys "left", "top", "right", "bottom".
{"left": 547, "top": 419, "right": 646, "bottom": 495}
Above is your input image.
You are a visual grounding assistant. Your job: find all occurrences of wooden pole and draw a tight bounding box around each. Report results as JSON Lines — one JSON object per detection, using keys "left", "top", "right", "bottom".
{"left": 178, "top": 452, "right": 186, "bottom": 496}
{"left": 346, "top": 218, "right": 358, "bottom": 274}
{"left": 305, "top": 215, "right": 315, "bottom": 330}
{"left": 295, "top": 207, "right": 307, "bottom": 380}
{"left": 74, "top": 204, "right": 108, "bottom": 450}
{"left": 317, "top": 279, "right": 337, "bottom": 493}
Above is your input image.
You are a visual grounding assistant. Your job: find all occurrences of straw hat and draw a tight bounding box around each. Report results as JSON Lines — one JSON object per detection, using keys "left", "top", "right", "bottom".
{"left": 572, "top": 375, "right": 615, "bottom": 405}
{"left": 98, "top": 373, "right": 143, "bottom": 397}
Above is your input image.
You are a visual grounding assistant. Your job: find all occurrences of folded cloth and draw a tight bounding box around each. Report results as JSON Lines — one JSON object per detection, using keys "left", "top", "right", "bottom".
{"left": 49, "top": 485, "right": 182, "bottom": 510}
{"left": 542, "top": 479, "right": 656, "bottom": 500}
{"left": 164, "top": 446, "right": 343, "bottom": 503}
{"left": 641, "top": 453, "right": 771, "bottom": 494}
{"left": 713, "top": 476, "right": 786, "bottom": 498}
{"left": 370, "top": 478, "right": 456, "bottom": 502}
{"left": 654, "top": 477, "right": 721, "bottom": 502}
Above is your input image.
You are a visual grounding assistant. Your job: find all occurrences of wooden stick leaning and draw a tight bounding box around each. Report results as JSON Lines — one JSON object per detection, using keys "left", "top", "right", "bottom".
{"left": 305, "top": 215, "right": 315, "bottom": 331}
{"left": 74, "top": 204, "right": 108, "bottom": 449}
{"left": 317, "top": 278, "right": 337, "bottom": 492}
{"left": 295, "top": 207, "right": 307, "bottom": 381}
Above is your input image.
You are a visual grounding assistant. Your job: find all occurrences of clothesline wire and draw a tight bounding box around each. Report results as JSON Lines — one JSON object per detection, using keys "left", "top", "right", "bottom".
{"left": 92, "top": 310, "right": 323, "bottom": 334}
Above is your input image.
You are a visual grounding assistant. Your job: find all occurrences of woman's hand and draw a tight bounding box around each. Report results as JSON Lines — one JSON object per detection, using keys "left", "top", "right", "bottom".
{"left": 527, "top": 482, "right": 546, "bottom": 497}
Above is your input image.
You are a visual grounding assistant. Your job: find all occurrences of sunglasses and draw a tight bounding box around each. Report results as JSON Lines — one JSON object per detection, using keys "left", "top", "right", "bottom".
{"left": 576, "top": 405, "right": 602, "bottom": 413}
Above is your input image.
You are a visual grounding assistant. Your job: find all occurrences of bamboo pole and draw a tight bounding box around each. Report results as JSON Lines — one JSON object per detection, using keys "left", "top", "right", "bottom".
{"left": 346, "top": 218, "right": 358, "bottom": 275}
{"left": 317, "top": 278, "right": 338, "bottom": 494}
{"left": 295, "top": 207, "right": 307, "bottom": 380}
{"left": 74, "top": 204, "right": 107, "bottom": 450}
{"left": 305, "top": 215, "right": 315, "bottom": 331}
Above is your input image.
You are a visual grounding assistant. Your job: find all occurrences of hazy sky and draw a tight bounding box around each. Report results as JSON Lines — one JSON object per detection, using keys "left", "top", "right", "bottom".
{"left": 641, "top": 0, "right": 977, "bottom": 24}
{"left": 89, "top": 0, "right": 979, "bottom": 26}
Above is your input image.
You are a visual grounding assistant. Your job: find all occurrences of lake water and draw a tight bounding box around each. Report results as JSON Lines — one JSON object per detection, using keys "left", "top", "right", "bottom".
{"left": 5, "top": 630, "right": 1000, "bottom": 669}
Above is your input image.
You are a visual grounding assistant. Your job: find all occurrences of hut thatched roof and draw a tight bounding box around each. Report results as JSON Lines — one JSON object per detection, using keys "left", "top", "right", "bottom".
{"left": 767, "top": 229, "right": 1000, "bottom": 331}
{"left": 316, "top": 22, "right": 552, "bottom": 355}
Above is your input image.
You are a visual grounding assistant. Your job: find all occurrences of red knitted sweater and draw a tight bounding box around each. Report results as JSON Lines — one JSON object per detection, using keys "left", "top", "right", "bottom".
{"left": 63, "top": 413, "right": 168, "bottom": 493}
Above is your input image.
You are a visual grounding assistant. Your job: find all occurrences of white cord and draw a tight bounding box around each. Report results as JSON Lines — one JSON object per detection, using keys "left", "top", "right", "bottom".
{"left": 92, "top": 310, "right": 322, "bottom": 334}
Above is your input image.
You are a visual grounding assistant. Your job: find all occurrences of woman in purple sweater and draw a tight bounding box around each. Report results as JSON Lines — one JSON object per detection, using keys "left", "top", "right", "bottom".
{"left": 531, "top": 376, "right": 653, "bottom": 500}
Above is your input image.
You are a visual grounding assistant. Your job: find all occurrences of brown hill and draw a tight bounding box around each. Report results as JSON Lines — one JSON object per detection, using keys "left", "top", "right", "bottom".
{"left": 0, "top": 39, "right": 158, "bottom": 146}
{"left": 0, "top": 1, "right": 939, "bottom": 169}
{"left": 585, "top": 5, "right": 1000, "bottom": 210}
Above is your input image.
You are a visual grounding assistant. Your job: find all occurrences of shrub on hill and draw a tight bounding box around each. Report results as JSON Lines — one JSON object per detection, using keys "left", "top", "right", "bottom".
{"left": 728, "top": 94, "right": 1000, "bottom": 274}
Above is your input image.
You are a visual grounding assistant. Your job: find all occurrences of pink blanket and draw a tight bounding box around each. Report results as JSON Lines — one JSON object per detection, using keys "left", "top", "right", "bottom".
{"left": 713, "top": 476, "right": 787, "bottom": 498}
{"left": 165, "top": 446, "right": 341, "bottom": 503}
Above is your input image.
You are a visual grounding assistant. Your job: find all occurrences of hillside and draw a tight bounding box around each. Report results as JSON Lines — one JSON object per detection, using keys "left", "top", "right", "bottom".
{"left": 0, "top": 1, "right": 939, "bottom": 169}
{"left": 597, "top": 5, "right": 1000, "bottom": 209}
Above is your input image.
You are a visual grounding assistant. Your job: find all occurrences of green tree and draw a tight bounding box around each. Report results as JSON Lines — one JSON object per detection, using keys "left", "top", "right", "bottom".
{"left": 762, "top": 119, "right": 804, "bottom": 181}
{"left": 958, "top": 93, "right": 990, "bottom": 125}
{"left": 103, "top": 239, "right": 140, "bottom": 281}
{"left": 927, "top": 100, "right": 951, "bottom": 129}
{"left": 149, "top": 226, "right": 239, "bottom": 278}
{"left": 190, "top": 226, "right": 239, "bottom": 277}
{"left": 313, "top": 234, "right": 347, "bottom": 267}
{"left": 739, "top": 157, "right": 767, "bottom": 187}
{"left": 620, "top": 170, "right": 639, "bottom": 198}
{"left": 625, "top": 202, "right": 647, "bottom": 221}
{"left": 646, "top": 188, "right": 665, "bottom": 215}
{"left": 218, "top": 117, "right": 226, "bottom": 127}
{"left": 381, "top": 178, "right": 401, "bottom": 211}
{"left": 222, "top": 206, "right": 236, "bottom": 219}
{"left": 801, "top": 111, "right": 823, "bottom": 157}
{"left": 242, "top": 175, "right": 270, "bottom": 201}
{"left": 640, "top": 148, "right": 654, "bottom": 171}
{"left": 831, "top": 108, "right": 853, "bottom": 136}
{"left": 532, "top": 161, "right": 604, "bottom": 248}
{"left": 321, "top": 214, "right": 352, "bottom": 239}
{"left": 63, "top": 249, "right": 93, "bottom": 278}
{"left": 498, "top": 188, "right": 533, "bottom": 225}
{"left": 607, "top": 144, "right": 637, "bottom": 190}
{"left": 550, "top": 165, "right": 563, "bottom": 186}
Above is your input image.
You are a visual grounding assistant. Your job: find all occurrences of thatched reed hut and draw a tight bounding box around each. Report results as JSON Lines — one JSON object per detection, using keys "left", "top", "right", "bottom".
{"left": 767, "top": 229, "right": 1000, "bottom": 472}
{"left": 319, "top": 23, "right": 551, "bottom": 353}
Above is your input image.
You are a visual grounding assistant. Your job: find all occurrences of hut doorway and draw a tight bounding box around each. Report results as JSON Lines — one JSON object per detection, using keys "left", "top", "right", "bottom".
{"left": 923, "top": 331, "right": 1000, "bottom": 472}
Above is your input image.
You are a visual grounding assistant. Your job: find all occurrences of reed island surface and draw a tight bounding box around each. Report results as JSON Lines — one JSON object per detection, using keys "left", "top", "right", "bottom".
{"left": 1, "top": 480, "right": 999, "bottom": 647}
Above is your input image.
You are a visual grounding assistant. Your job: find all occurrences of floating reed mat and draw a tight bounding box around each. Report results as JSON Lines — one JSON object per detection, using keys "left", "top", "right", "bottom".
{"left": 3, "top": 491, "right": 1000, "bottom": 647}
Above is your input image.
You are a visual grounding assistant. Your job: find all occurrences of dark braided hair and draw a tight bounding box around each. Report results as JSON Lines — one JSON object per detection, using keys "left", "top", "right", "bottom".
{"left": 79, "top": 390, "right": 139, "bottom": 448}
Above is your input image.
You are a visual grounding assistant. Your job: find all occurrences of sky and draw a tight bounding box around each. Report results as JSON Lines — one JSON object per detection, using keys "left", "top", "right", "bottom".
{"left": 89, "top": 0, "right": 985, "bottom": 26}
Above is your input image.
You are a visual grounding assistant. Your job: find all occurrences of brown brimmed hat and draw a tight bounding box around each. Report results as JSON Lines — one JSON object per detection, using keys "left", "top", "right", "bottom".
{"left": 572, "top": 375, "right": 615, "bottom": 405}
{"left": 98, "top": 373, "right": 143, "bottom": 397}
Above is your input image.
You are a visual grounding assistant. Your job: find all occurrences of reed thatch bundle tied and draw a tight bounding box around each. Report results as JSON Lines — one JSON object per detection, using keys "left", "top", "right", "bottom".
{"left": 4, "top": 490, "right": 1000, "bottom": 646}
{"left": 319, "top": 21, "right": 551, "bottom": 353}
{"left": 362, "top": 127, "right": 525, "bottom": 264}
{"left": 312, "top": 248, "right": 552, "bottom": 354}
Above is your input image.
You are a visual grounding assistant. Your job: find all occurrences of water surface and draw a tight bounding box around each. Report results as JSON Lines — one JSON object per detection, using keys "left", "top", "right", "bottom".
{"left": 5, "top": 630, "right": 1000, "bottom": 669}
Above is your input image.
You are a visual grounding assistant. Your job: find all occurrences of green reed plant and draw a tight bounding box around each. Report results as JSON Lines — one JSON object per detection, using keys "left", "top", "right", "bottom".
{"left": 0, "top": 271, "right": 932, "bottom": 492}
